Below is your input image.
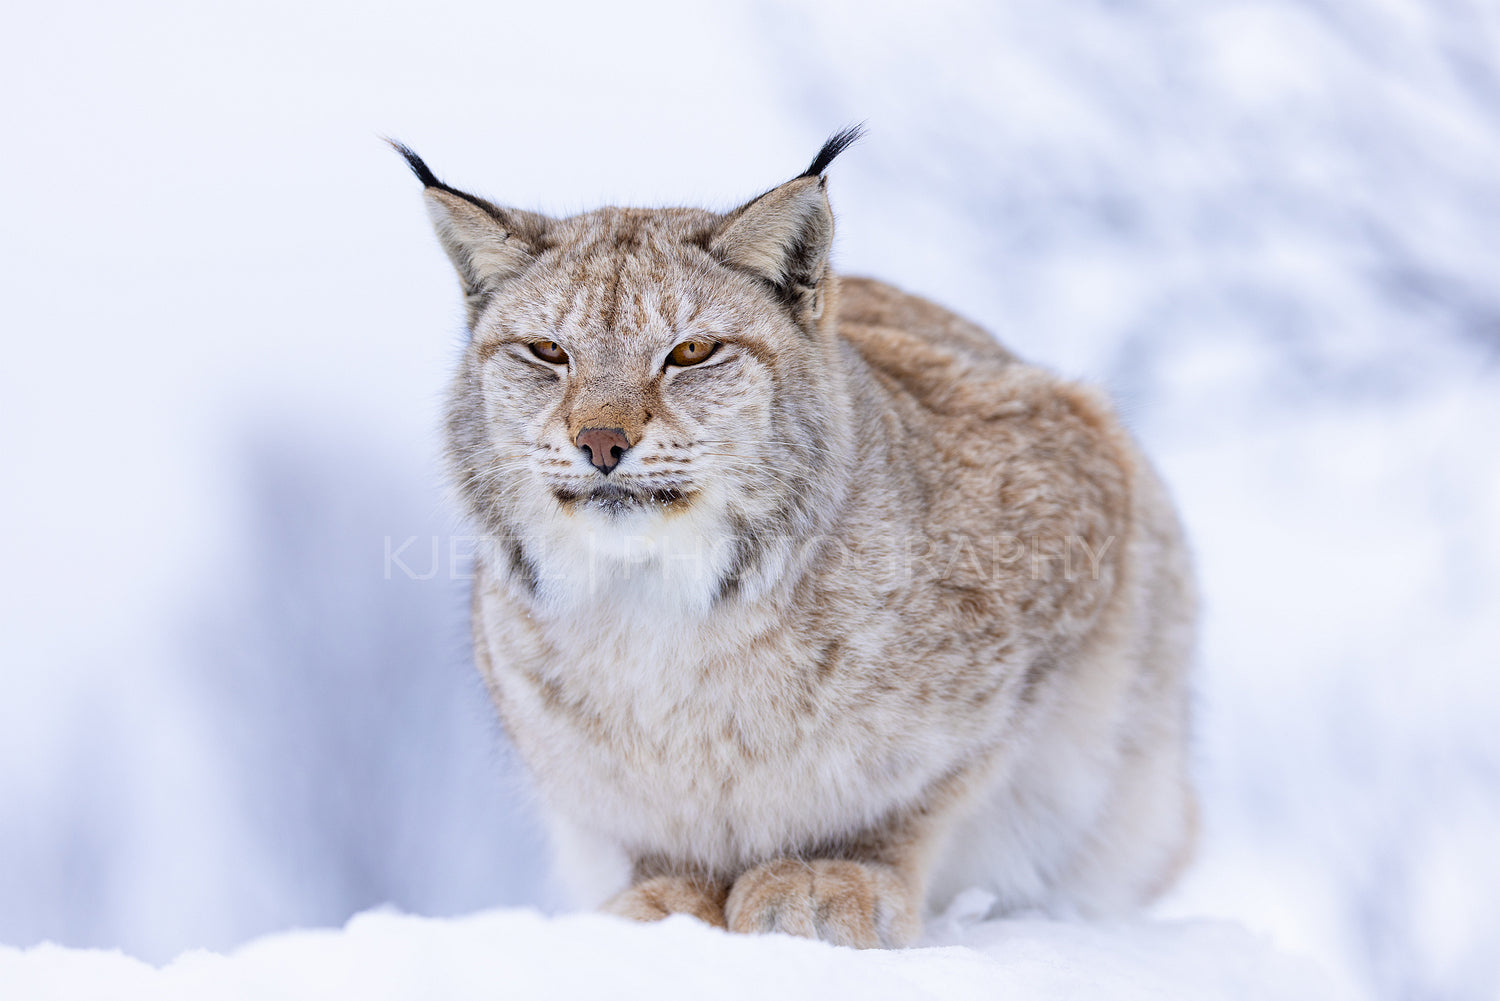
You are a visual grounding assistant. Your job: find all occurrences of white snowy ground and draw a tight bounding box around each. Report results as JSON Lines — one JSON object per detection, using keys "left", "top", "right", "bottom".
{"left": 1, "top": 901, "right": 1351, "bottom": 1001}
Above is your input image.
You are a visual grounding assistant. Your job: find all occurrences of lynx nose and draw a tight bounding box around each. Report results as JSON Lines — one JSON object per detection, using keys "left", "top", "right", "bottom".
{"left": 576, "top": 427, "right": 631, "bottom": 475}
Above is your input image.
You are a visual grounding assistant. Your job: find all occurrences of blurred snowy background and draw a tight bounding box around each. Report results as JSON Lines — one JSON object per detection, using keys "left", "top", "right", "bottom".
{"left": 1, "top": 0, "right": 1497, "bottom": 998}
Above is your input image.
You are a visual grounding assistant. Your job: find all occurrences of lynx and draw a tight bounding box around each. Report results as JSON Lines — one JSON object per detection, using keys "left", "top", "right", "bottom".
{"left": 396, "top": 128, "right": 1197, "bottom": 948}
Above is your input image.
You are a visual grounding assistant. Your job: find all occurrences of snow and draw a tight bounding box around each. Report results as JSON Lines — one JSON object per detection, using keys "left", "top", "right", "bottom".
{"left": 2, "top": 0, "right": 1498, "bottom": 998}
{"left": 1, "top": 903, "right": 1351, "bottom": 1001}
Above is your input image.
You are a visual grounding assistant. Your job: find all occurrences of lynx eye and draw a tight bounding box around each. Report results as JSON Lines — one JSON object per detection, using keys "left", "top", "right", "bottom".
{"left": 666, "top": 339, "right": 718, "bottom": 367}
{"left": 529, "top": 341, "right": 569, "bottom": 364}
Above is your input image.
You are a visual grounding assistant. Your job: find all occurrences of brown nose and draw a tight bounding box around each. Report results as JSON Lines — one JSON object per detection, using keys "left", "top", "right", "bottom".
{"left": 576, "top": 427, "right": 631, "bottom": 475}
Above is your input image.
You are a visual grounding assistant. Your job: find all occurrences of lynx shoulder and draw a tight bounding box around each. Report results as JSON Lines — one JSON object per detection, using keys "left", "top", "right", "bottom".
{"left": 397, "top": 129, "right": 1197, "bottom": 948}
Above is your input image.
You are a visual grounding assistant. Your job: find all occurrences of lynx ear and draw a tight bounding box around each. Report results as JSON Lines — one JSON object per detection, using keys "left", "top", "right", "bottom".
{"left": 712, "top": 177, "right": 831, "bottom": 287}
{"left": 710, "top": 126, "right": 862, "bottom": 320}
{"left": 390, "top": 141, "right": 550, "bottom": 324}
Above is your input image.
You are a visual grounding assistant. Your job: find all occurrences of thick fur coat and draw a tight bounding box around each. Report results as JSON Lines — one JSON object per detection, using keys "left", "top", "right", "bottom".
{"left": 399, "top": 132, "right": 1197, "bottom": 948}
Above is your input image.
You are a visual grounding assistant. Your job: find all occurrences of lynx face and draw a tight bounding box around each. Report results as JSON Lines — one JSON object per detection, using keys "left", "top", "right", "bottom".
{"left": 470, "top": 210, "right": 790, "bottom": 522}
{"left": 407, "top": 136, "right": 861, "bottom": 608}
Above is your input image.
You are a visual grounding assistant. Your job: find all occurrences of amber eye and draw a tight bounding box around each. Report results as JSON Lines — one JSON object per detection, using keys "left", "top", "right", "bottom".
{"left": 666, "top": 340, "right": 718, "bottom": 367}
{"left": 529, "top": 341, "right": 569, "bottom": 364}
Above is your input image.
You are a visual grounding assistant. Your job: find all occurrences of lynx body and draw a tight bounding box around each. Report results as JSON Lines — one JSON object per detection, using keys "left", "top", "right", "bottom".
{"left": 401, "top": 132, "right": 1197, "bottom": 947}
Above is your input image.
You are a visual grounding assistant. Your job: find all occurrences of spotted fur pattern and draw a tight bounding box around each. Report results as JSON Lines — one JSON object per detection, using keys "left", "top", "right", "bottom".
{"left": 401, "top": 137, "right": 1198, "bottom": 947}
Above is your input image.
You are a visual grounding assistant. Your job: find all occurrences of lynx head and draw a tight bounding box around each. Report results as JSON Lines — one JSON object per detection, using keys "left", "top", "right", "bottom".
{"left": 399, "top": 130, "right": 863, "bottom": 608}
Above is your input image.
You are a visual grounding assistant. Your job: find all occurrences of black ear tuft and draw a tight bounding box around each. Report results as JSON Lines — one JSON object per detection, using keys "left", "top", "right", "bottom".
{"left": 385, "top": 138, "right": 514, "bottom": 222}
{"left": 386, "top": 138, "right": 443, "bottom": 188}
{"left": 800, "top": 124, "right": 866, "bottom": 179}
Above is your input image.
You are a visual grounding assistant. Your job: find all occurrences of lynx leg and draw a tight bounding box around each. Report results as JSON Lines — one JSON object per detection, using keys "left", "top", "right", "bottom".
{"left": 724, "top": 765, "right": 989, "bottom": 948}
{"left": 602, "top": 874, "right": 730, "bottom": 929}
{"left": 725, "top": 858, "right": 918, "bottom": 948}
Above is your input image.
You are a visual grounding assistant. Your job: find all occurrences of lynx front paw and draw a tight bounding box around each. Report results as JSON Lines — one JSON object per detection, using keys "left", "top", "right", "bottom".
{"left": 601, "top": 875, "right": 729, "bottom": 929}
{"left": 724, "top": 859, "right": 918, "bottom": 949}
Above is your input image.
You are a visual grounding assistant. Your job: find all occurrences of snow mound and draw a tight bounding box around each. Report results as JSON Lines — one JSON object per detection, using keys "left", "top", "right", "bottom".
{"left": 2, "top": 903, "right": 1350, "bottom": 1001}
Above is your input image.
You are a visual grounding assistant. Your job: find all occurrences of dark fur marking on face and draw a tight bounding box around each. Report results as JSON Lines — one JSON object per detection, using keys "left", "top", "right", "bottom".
{"left": 713, "top": 514, "right": 763, "bottom": 605}
{"left": 713, "top": 545, "right": 745, "bottom": 604}
{"left": 506, "top": 535, "right": 541, "bottom": 596}
{"left": 722, "top": 338, "right": 776, "bottom": 372}
{"left": 477, "top": 341, "right": 560, "bottom": 382}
